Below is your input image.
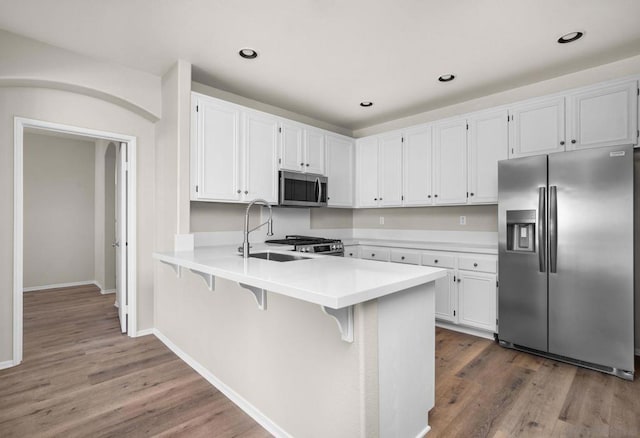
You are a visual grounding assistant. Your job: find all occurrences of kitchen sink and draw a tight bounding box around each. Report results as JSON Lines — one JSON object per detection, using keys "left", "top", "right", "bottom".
{"left": 247, "top": 252, "right": 311, "bottom": 262}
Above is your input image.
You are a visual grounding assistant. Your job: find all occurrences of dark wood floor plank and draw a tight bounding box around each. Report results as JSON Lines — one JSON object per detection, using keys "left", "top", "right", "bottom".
{"left": 0, "top": 286, "right": 270, "bottom": 437}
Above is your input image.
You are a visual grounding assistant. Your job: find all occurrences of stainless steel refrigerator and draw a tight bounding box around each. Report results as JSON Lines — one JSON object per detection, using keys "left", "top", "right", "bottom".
{"left": 497, "top": 144, "right": 634, "bottom": 380}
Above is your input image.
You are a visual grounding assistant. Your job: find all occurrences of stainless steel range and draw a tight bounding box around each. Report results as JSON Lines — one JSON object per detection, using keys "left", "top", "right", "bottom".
{"left": 265, "top": 235, "right": 344, "bottom": 256}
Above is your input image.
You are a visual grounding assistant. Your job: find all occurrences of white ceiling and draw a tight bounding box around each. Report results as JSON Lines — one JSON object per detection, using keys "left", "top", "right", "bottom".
{"left": 1, "top": 0, "right": 640, "bottom": 131}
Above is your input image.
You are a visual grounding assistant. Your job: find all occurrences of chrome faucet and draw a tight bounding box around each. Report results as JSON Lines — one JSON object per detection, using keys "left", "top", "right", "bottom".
{"left": 240, "top": 199, "right": 274, "bottom": 258}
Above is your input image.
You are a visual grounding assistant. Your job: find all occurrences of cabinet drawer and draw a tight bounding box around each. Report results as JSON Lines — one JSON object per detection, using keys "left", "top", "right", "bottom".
{"left": 360, "top": 246, "right": 391, "bottom": 262}
{"left": 458, "top": 256, "right": 497, "bottom": 273}
{"left": 390, "top": 249, "right": 420, "bottom": 265}
{"left": 344, "top": 246, "right": 360, "bottom": 258}
{"left": 421, "top": 252, "right": 455, "bottom": 269}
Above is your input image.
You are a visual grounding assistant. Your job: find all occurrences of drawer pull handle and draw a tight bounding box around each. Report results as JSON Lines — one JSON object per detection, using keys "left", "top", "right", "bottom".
{"left": 434, "top": 259, "right": 438, "bottom": 263}
{"left": 473, "top": 263, "right": 478, "bottom": 267}
{"left": 372, "top": 253, "right": 375, "bottom": 257}
{"left": 401, "top": 256, "right": 405, "bottom": 260}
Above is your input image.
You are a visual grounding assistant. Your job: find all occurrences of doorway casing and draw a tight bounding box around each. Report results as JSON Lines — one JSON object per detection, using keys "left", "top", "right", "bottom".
{"left": 13, "top": 117, "right": 138, "bottom": 366}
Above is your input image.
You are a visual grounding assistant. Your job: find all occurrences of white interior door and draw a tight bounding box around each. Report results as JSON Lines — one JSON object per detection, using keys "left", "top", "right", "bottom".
{"left": 115, "top": 142, "right": 128, "bottom": 333}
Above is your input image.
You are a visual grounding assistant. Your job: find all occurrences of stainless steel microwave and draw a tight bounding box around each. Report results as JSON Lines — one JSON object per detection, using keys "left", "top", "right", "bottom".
{"left": 279, "top": 171, "right": 328, "bottom": 207}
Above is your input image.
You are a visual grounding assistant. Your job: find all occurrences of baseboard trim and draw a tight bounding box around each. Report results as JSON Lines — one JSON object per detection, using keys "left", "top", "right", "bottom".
{"left": 416, "top": 424, "right": 431, "bottom": 438}
{"left": 435, "top": 321, "right": 495, "bottom": 340}
{"left": 100, "top": 289, "right": 116, "bottom": 295}
{"left": 23, "top": 280, "right": 98, "bottom": 292}
{"left": 0, "top": 359, "right": 17, "bottom": 370}
{"left": 152, "top": 329, "right": 291, "bottom": 438}
{"left": 135, "top": 328, "right": 154, "bottom": 337}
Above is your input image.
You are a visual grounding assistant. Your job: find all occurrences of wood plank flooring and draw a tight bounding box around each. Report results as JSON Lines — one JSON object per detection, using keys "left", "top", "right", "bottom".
{"left": 429, "top": 327, "right": 640, "bottom": 437}
{"left": 2, "top": 285, "right": 639, "bottom": 437}
{"left": 0, "top": 285, "right": 270, "bottom": 438}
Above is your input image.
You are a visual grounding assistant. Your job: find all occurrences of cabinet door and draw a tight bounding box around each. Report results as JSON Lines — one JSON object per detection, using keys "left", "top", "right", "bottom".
{"left": 243, "top": 110, "right": 279, "bottom": 203}
{"left": 567, "top": 80, "right": 638, "bottom": 150}
{"left": 433, "top": 119, "right": 468, "bottom": 204}
{"left": 509, "top": 97, "right": 565, "bottom": 158}
{"left": 304, "top": 129, "right": 326, "bottom": 175}
{"left": 378, "top": 133, "right": 403, "bottom": 207}
{"left": 458, "top": 271, "right": 497, "bottom": 332}
{"left": 403, "top": 125, "right": 433, "bottom": 206}
{"left": 356, "top": 137, "right": 379, "bottom": 207}
{"left": 326, "top": 135, "right": 354, "bottom": 207}
{"left": 344, "top": 246, "right": 360, "bottom": 258}
{"left": 435, "top": 270, "right": 457, "bottom": 323}
{"left": 280, "top": 121, "right": 303, "bottom": 171}
{"left": 468, "top": 110, "right": 509, "bottom": 204}
{"left": 195, "top": 96, "right": 241, "bottom": 201}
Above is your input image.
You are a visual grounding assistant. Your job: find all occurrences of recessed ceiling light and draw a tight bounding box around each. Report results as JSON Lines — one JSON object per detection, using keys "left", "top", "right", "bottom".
{"left": 557, "top": 31, "right": 584, "bottom": 44}
{"left": 438, "top": 74, "right": 455, "bottom": 82}
{"left": 239, "top": 48, "right": 258, "bottom": 59}
{"left": 360, "top": 101, "right": 373, "bottom": 107}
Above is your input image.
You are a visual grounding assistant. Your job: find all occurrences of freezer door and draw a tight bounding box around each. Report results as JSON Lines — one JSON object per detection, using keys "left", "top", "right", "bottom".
{"left": 498, "top": 155, "right": 548, "bottom": 351}
{"left": 548, "top": 145, "right": 634, "bottom": 371}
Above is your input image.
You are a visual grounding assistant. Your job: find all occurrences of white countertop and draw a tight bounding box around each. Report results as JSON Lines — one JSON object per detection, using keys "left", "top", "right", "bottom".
{"left": 342, "top": 238, "right": 498, "bottom": 255}
{"left": 153, "top": 245, "right": 446, "bottom": 309}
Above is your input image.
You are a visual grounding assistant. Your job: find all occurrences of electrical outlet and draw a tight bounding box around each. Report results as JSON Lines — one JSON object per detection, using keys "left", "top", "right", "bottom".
{"left": 379, "top": 216, "right": 385, "bottom": 225}
{"left": 459, "top": 216, "right": 466, "bottom": 225}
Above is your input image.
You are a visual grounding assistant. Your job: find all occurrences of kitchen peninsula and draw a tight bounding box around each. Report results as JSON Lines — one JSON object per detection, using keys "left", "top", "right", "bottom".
{"left": 154, "top": 245, "right": 446, "bottom": 438}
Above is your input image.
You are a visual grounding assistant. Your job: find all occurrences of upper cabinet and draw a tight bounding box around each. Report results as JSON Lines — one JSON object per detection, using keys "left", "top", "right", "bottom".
{"left": 326, "top": 135, "right": 354, "bottom": 207}
{"left": 566, "top": 80, "right": 638, "bottom": 150}
{"left": 433, "top": 119, "right": 468, "bottom": 205}
{"left": 191, "top": 93, "right": 278, "bottom": 203}
{"left": 280, "top": 122, "right": 326, "bottom": 175}
{"left": 356, "top": 134, "right": 402, "bottom": 207}
{"left": 191, "top": 95, "right": 242, "bottom": 202}
{"left": 509, "top": 79, "right": 638, "bottom": 159}
{"left": 509, "top": 96, "right": 565, "bottom": 158}
{"left": 402, "top": 125, "right": 433, "bottom": 206}
{"left": 467, "top": 109, "right": 509, "bottom": 204}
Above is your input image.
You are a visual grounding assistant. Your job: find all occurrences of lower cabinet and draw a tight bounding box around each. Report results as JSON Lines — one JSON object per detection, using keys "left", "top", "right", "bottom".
{"left": 434, "top": 270, "right": 457, "bottom": 323}
{"left": 344, "top": 245, "right": 360, "bottom": 258}
{"left": 457, "top": 271, "right": 497, "bottom": 332}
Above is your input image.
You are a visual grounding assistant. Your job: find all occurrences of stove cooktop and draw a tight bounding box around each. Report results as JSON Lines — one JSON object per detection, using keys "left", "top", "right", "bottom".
{"left": 265, "top": 235, "right": 341, "bottom": 246}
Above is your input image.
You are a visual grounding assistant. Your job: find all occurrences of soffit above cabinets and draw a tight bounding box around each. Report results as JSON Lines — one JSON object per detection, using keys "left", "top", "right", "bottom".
{"left": 1, "top": 1, "right": 640, "bottom": 131}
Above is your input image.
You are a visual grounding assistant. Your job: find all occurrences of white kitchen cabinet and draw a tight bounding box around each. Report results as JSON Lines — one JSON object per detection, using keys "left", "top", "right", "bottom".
{"left": 279, "top": 121, "right": 304, "bottom": 172}
{"left": 326, "top": 135, "right": 354, "bottom": 207}
{"left": 467, "top": 109, "right": 508, "bottom": 204}
{"left": 509, "top": 96, "right": 565, "bottom": 158}
{"left": 191, "top": 93, "right": 278, "bottom": 203}
{"left": 243, "top": 110, "right": 279, "bottom": 203}
{"left": 344, "top": 245, "right": 361, "bottom": 258}
{"left": 433, "top": 119, "right": 468, "bottom": 204}
{"left": 280, "top": 122, "right": 326, "bottom": 175}
{"left": 402, "top": 125, "right": 434, "bottom": 206}
{"left": 359, "top": 246, "right": 391, "bottom": 262}
{"left": 457, "top": 271, "right": 497, "bottom": 332}
{"left": 566, "top": 80, "right": 638, "bottom": 150}
{"left": 304, "top": 128, "right": 326, "bottom": 174}
{"left": 356, "top": 137, "right": 380, "bottom": 207}
{"left": 191, "top": 94, "right": 241, "bottom": 201}
{"left": 435, "top": 271, "right": 457, "bottom": 323}
{"left": 378, "top": 133, "right": 403, "bottom": 207}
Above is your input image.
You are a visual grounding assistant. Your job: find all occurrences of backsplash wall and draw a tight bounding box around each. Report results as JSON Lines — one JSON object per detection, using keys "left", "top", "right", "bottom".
{"left": 311, "top": 205, "right": 497, "bottom": 232}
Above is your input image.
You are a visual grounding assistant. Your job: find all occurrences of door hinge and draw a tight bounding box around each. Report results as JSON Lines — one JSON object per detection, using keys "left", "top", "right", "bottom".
{"left": 637, "top": 88, "right": 639, "bottom": 96}
{"left": 453, "top": 275, "right": 456, "bottom": 282}
{"left": 401, "top": 136, "right": 404, "bottom": 143}
{"left": 511, "top": 148, "right": 514, "bottom": 154}
{"left": 637, "top": 129, "right": 639, "bottom": 138}
{"left": 196, "top": 105, "right": 199, "bottom": 112}
{"left": 466, "top": 123, "right": 469, "bottom": 130}
{"left": 123, "top": 162, "right": 129, "bottom": 172}
{"left": 453, "top": 310, "right": 456, "bottom": 317}
{"left": 401, "top": 195, "right": 404, "bottom": 200}
{"left": 507, "top": 115, "right": 510, "bottom": 122}
{"left": 278, "top": 127, "right": 282, "bottom": 133}
{"left": 195, "top": 185, "right": 199, "bottom": 193}
{"left": 496, "top": 280, "right": 499, "bottom": 287}
{"left": 466, "top": 192, "right": 469, "bottom": 198}
{"left": 278, "top": 158, "right": 282, "bottom": 164}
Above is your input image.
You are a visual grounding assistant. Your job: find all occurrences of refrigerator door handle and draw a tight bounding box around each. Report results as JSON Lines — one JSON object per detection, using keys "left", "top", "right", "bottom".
{"left": 538, "top": 187, "right": 546, "bottom": 272}
{"left": 549, "top": 185, "right": 557, "bottom": 273}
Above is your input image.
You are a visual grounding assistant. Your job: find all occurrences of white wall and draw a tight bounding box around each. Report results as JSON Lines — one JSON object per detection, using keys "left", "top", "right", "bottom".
{"left": 0, "top": 29, "right": 161, "bottom": 121}
{"left": 23, "top": 133, "right": 96, "bottom": 288}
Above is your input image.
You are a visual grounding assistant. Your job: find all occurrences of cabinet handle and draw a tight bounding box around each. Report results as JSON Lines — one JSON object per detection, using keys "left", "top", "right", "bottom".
{"left": 374, "top": 198, "right": 377, "bottom": 201}
{"left": 434, "top": 194, "right": 438, "bottom": 198}
{"left": 401, "top": 256, "right": 405, "bottom": 260}
{"left": 380, "top": 197, "right": 383, "bottom": 200}
{"left": 434, "top": 259, "right": 438, "bottom": 263}
{"left": 571, "top": 139, "right": 576, "bottom": 144}
{"left": 473, "top": 262, "right": 478, "bottom": 267}
{"left": 300, "top": 162, "right": 304, "bottom": 166}
{"left": 237, "top": 190, "right": 241, "bottom": 194}
{"left": 470, "top": 192, "right": 474, "bottom": 196}
{"left": 349, "top": 253, "right": 353, "bottom": 256}
{"left": 372, "top": 253, "right": 376, "bottom": 257}
{"left": 560, "top": 140, "right": 565, "bottom": 146}
{"left": 427, "top": 195, "right": 431, "bottom": 198}
{"left": 306, "top": 163, "right": 310, "bottom": 167}
{"left": 244, "top": 190, "right": 248, "bottom": 194}
{"left": 457, "top": 278, "right": 461, "bottom": 283}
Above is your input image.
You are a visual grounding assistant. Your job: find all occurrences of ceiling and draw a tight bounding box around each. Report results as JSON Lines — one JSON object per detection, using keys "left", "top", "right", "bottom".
{"left": 1, "top": 0, "right": 640, "bottom": 131}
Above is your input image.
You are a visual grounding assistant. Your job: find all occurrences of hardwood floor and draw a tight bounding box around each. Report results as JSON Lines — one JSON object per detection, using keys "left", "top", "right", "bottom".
{"left": 429, "top": 327, "right": 640, "bottom": 437}
{"left": 0, "top": 285, "right": 270, "bottom": 438}
{"left": 3, "top": 286, "right": 639, "bottom": 437}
